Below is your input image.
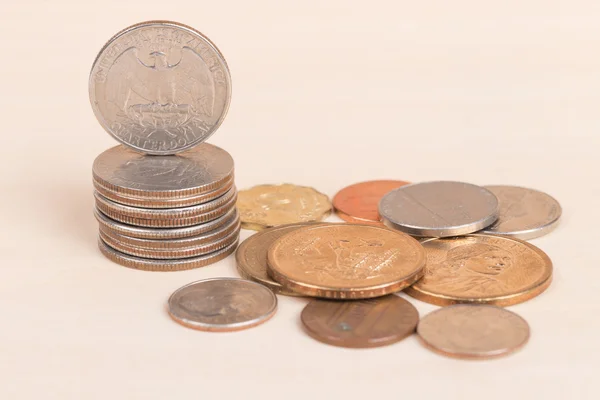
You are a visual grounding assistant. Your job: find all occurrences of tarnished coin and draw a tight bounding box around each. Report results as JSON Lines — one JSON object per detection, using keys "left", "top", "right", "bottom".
{"left": 89, "top": 21, "right": 231, "bottom": 154}
{"left": 94, "top": 207, "right": 237, "bottom": 239}
{"left": 301, "top": 295, "right": 419, "bottom": 348}
{"left": 235, "top": 223, "right": 323, "bottom": 296}
{"left": 93, "top": 144, "right": 234, "bottom": 199}
{"left": 98, "top": 237, "right": 238, "bottom": 271}
{"left": 417, "top": 305, "right": 530, "bottom": 359}
{"left": 168, "top": 278, "right": 277, "bottom": 331}
{"left": 237, "top": 184, "right": 331, "bottom": 231}
{"left": 267, "top": 224, "right": 426, "bottom": 299}
{"left": 481, "top": 185, "right": 562, "bottom": 240}
{"left": 405, "top": 234, "right": 553, "bottom": 306}
{"left": 379, "top": 181, "right": 499, "bottom": 237}
{"left": 333, "top": 180, "right": 409, "bottom": 224}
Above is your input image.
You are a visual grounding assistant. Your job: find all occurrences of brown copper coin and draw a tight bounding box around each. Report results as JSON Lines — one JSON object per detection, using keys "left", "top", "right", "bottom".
{"left": 333, "top": 180, "right": 409, "bottom": 224}
{"left": 405, "top": 234, "right": 552, "bottom": 306}
{"left": 301, "top": 295, "right": 419, "bottom": 348}
{"left": 417, "top": 305, "right": 530, "bottom": 359}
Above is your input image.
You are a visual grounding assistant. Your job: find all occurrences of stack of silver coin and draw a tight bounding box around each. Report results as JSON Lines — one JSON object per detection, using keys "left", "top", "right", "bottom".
{"left": 88, "top": 21, "right": 236, "bottom": 270}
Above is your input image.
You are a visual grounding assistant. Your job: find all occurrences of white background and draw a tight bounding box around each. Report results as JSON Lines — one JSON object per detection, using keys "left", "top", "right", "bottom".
{"left": 1, "top": 1, "right": 598, "bottom": 399}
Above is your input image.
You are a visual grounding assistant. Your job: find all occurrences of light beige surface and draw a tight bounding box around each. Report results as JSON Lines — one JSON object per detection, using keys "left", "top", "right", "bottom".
{"left": 1, "top": 1, "right": 598, "bottom": 399}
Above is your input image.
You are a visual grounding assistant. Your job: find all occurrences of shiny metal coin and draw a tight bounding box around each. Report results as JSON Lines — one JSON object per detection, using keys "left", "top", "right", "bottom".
{"left": 93, "top": 144, "right": 234, "bottom": 199}
{"left": 481, "top": 185, "right": 561, "bottom": 240}
{"left": 98, "top": 237, "right": 238, "bottom": 271}
{"left": 167, "top": 278, "right": 277, "bottom": 331}
{"left": 100, "top": 227, "right": 239, "bottom": 259}
{"left": 379, "top": 181, "right": 499, "bottom": 237}
{"left": 94, "top": 207, "right": 237, "bottom": 239}
{"left": 89, "top": 21, "right": 231, "bottom": 155}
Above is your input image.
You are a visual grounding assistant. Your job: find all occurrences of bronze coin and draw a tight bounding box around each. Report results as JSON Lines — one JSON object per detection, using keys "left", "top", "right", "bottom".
{"left": 417, "top": 304, "right": 530, "bottom": 359}
{"left": 301, "top": 295, "right": 419, "bottom": 348}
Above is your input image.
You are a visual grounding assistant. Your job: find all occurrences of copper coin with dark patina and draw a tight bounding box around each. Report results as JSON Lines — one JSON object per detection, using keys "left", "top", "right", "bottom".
{"left": 300, "top": 295, "right": 419, "bottom": 348}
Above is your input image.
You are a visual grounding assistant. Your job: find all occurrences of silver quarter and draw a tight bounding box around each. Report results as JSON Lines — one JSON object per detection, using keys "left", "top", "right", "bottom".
{"left": 379, "top": 181, "right": 499, "bottom": 237}
{"left": 481, "top": 185, "right": 561, "bottom": 240}
{"left": 94, "top": 207, "right": 237, "bottom": 239}
{"left": 89, "top": 21, "right": 231, "bottom": 154}
{"left": 167, "top": 278, "right": 277, "bottom": 331}
{"left": 92, "top": 144, "right": 234, "bottom": 199}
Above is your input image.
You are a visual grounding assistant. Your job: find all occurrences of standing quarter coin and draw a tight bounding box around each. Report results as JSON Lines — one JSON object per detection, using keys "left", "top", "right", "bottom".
{"left": 167, "top": 278, "right": 277, "bottom": 332}
{"left": 379, "top": 181, "right": 499, "bottom": 237}
{"left": 417, "top": 305, "right": 530, "bottom": 359}
{"left": 301, "top": 295, "right": 419, "bottom": 348}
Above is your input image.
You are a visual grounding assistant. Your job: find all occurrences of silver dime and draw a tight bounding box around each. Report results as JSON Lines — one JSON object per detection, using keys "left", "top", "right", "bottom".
{"left": 481, "top": 185, "right": 561, "bottom": 240}
{"left": 379, "top": 181, "right": 499, "bottom": 237}
{"left": 89, "top": 21, "right": 231, "bottom": 154}
{"left": 167, "top": 278, "right": 277, "bottom": 331}
{"left": 94, "top": 207, "right": 237, "bottom": 239}
{"left": 92, "top": 144, "right": 234, "bottom": 199}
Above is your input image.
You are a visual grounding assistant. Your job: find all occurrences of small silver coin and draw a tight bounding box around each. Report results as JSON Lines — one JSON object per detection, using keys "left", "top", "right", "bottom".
{"left": 94, "top": 207, "right": 237, "bottom": 239}
{"left": 93, "top": 144, "right": 234, "bottom": 199}
{"left": 89, "top": 21, "right": 231, "bottom": 155}
{"left": 167, "top": 278, "right": 277, "bottom": 331}
{"left": 481, "top": 185, "right": 561, "bottom": 240}
{"left": 379, "top": 181, "right": 499, "bottom": 237}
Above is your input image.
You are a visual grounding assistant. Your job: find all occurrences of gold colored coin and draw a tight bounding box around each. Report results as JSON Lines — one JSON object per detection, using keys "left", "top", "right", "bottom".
{"left": 405, "top": 234, "right": 553, "bottom": 306}
{"left": 267, "top": 224, "right": 426, "bottom": 299}
{"left": 237, "top": 184, "right": 331, "bottom": 231}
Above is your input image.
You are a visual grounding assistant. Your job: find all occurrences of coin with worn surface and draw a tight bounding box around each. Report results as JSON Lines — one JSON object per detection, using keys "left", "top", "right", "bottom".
{"left": 93, "top": 144, "right": 234, "bottom": 199}
{"left": 168, "top": 278, "right": 277, "bottom": 331}
{"left": 379, "top": 181, "right": 499, "bottom": 237}
{"left": 267, "top": 224, "right": 426, "bottom": 299}
{"left": 94, "top": 207, "right": 237, "bottom": 239}
{"left": 417, "top": 305, "right": 530, "bottom": 359}
{"left": 237, "top": 184, "right": 331, "bottom": 230}
{"left": 235, "top": 223, "right": 323, "bottom": 296}
{"left": 89, "top": 21, "right": 231, "bottom": 154}
{"left": 301, "top": 295, "right": 419, "bottom": 348}
{"left": 405, "top": 234, "right": 552, "bottom": 306}
{"left": 98, "top": 237, "right": 238, "bottom": 271}
{"left": 481, "top": 185, "right": 562, "bottom": 240}
{"left": 333, "top": 180, "right": 409, "bottom": 224}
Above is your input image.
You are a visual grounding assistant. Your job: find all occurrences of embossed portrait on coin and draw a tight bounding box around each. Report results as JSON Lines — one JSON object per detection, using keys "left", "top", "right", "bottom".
{"left": 179, "top": 290, "right": 255, "bottom": 322}
{"left": 114, "top": 156, "right": 208, "bottom": 188}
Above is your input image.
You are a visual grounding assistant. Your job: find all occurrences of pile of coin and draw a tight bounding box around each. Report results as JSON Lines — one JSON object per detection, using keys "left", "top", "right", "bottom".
{"left": 88, "top": 21, "right": 238, "bottom": 270}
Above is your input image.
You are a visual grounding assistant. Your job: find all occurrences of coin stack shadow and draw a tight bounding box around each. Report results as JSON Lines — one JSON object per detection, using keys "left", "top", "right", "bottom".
{"left": 92, "top": 144, "right": 240, "bottom": 271}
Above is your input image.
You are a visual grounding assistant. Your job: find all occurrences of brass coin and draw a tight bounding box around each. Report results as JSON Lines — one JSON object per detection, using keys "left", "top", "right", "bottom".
{"left": 267, "top": 224, "right": 426, "bottom": 299}
{"left": 417, "top": 305, "right": 530, "bottom": 359}
{"left": 235, "top": 223, "right": 323, "bottom": 296}
{"left": 405, "top": 234, "right": 553, "bottom": 306}
{"left": 98, "top": 238, "right": 238, "bottom": 271}
{"left": 237, "top": 184, "right": 331, "bottom": 231}
{"left": 301, "top": 295, "right": 419, "bottom": 348}
{"left": 94, "top": 207, "right": 237, "bottom": 239}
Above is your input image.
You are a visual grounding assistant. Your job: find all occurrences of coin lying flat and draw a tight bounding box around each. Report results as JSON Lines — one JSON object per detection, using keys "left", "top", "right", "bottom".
{"left": 379, "top": 181, "right": 499, "bottom": 237}
{"left": 301, "top": 295, "right": 419, "bottom": 348}
{"left": 417, "top": 305, "right": 530, "bottom": 359}
{"left": 333, "top": 180, "right": 409, "bottom": 224}
{"left": 237, "top": 184, "right": 332, "bottom": 230}
{"left": 98, "top": 237, "right": 238, "bottom": 271}
{"left": 235, "top": 223, "right": 323, "bottom": 296}
{"left": 93, "top": 144, "right": 234, "bottom": 199}
{"left": 168, "top": 278, "right": 277, "bottom": 332}
{"left": 89, "top": 21, "right": 231, "bottom": 155}
{"left": 405, "top": 234, "right": 552, "bottom": 306}
{"left": 94, "top": 207, "right": 237, "bottom": 239}
{"left": 267, "top": 224, "right": 426, "bottom": 299}
{"left": 481, "top": 185, "right": 562, "bottom": 240}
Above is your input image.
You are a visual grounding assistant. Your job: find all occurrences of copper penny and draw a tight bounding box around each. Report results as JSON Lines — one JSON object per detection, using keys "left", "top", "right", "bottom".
{"left": 405, "top": 234, "right": 552, "bottom": 306}
{"left": 333, "top": 180, "right": 409, "bottom": 224}
{"left": 267, "top": 224, "right": 426, "bottom": 299}
{"left": 417, "top": 305, "right": 530, "bottom": 359}
{"left": 301, "top": 295, "right": 419, "bottom": 348}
